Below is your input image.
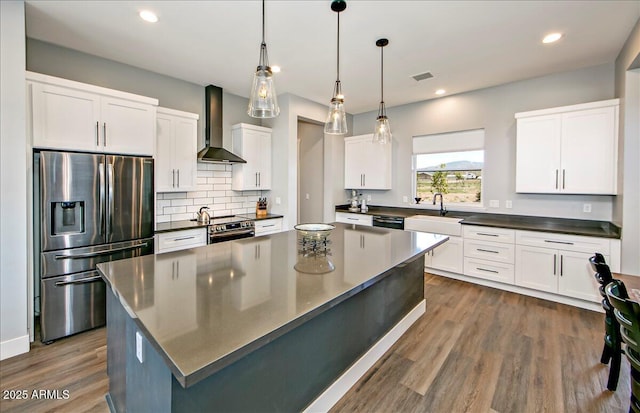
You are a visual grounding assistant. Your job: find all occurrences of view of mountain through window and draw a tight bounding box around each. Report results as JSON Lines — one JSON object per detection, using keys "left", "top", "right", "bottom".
{"left": 415, "top": 150, "right": 484, "bottom": 204}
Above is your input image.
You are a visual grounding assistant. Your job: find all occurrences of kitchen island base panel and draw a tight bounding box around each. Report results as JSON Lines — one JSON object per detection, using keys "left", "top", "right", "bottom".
{"left": 105, "top": 255, "right": 425, "bottom": 413}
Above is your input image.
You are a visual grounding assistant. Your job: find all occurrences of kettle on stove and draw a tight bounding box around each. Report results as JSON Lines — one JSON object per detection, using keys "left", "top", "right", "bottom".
{"left": 196, "top": 206, "right": 211, "bottom": 224}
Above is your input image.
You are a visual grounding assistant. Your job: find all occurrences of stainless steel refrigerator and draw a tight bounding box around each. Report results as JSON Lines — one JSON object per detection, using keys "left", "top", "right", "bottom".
{"left": 34, "top": 151, "right": 155, "bottom": 342}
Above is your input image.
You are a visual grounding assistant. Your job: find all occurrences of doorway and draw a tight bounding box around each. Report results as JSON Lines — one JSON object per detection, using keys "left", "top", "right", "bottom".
{"left": 297, "top": 119, "right": 324, "bottom": 224}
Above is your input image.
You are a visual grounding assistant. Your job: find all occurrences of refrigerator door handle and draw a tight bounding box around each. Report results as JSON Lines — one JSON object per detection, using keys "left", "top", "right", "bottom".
{"left": 54, "top": 242, "right": 149, "bottom": 260}
{"left": 107, "top": 163, "right": 114, "bottom": 237}
{"left": 99, "top": 162, "right": 105, "bottom": 236}
{"left": 54, "top": 272, "right": 102, "bottom": 286}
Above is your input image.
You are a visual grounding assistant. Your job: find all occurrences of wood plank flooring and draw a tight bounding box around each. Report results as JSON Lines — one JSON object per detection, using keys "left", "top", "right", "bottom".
{"left": 0, "top": 274, "right": 632, "bottom": 413}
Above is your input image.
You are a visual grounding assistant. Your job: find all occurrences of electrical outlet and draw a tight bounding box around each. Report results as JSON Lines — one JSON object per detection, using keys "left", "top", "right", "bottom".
{"left": 305, "top": 193, "right": 310, "bottom": 200}
{"left": 583, "top": 204, "right": 592, "bottom": 213}
{"left": 402, "top": 196, "right": 408, "bottom": 203}
{"left": 505, "top": 200, "right": 512, "bottom": 209}
{"left": 489, "top": 200, "right": 500, "bottom": 208}
{"left": 275, "top": 197, "right": 281, "bottom": 205}
{"left": 367, "top": 195, "right": 371, "bottom": 201}
{"left": 136, "top": 331, "right": 144, "bottom": 363}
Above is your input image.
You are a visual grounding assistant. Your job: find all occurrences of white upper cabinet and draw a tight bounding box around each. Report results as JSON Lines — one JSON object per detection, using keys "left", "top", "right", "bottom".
{"left": 515, "top": 99, "right": 619, "bottom": 195}
{"left": 344, "top": 134, "right": 392, "bottom": 190}
{"left": 28, "top": 71, "right": 157, "bottom": 156}
{"left": 232, "top": 123, "right": 272, "bottom": 191}
{"left": 156, "top": 107, "right": 199, "bottom": 192}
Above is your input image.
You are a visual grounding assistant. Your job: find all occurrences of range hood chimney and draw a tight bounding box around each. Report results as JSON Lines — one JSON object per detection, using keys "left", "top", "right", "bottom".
{"left": 197, "top": 85, "right": 246, "bottom": 164}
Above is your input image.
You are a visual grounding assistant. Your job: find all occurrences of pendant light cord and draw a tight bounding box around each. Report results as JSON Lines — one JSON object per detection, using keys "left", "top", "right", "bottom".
{"left": 262, "top": 0, "right": 265, "bottom": 44}
{"left": 380, "top": 45, "right": 384, "bottom": 104}
{"left": 336, "top": 12, "right": 340, "bottom": 83}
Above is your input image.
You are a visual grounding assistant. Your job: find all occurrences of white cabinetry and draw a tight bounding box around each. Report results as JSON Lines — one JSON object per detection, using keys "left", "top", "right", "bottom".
{"left": 463, "top": 226, "right": 515, "bottom": 284}
{"left": 232, "top": 123, "right": 272, "bottom": 190}
{"left": 344, "top": 134, "right": 392, "bottom": 190}
{"left": 155, "top": 228, "right": 207, "bottom": 254}
{"left": 335, "top": 212, "right": 373, "bottom": 227}
{"left": 254, "top": 218, "right": 283, "bottom": 237}
{"left": 27, "top": 71, "right": 157, "bottom": 156}
{"left": 514, "top": 231, "right": 608, "bottom": 303}
{"left": 515, "top": 99, "right": 619, "bottom": 194}
{"left": 425, "top": 236, "right": 463, "bottom": 274}
{"left": 156, "top": 107, "right": 198, "bottom": 192}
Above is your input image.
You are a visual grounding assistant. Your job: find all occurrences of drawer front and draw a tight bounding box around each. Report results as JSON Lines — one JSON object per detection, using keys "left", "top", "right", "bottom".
{"left": 515, "top": 230, "right": 610, "bottom": 254}
{"left": 464, "top": 257, "right": 515, "bottom": 284}
{"left": 463, "top": 225, "right": 515, "bottom": 244}
{"left": 156, "top": 228, "right": 207, "bottom": 253}
{"left": 255, "top": 218, "right": 282, "bottom": 236}
{"left": 464, "top": 239, "right": 515, "bottom": 264}
{"left": 335, "top": 212, "right": 373, "bottom": 227}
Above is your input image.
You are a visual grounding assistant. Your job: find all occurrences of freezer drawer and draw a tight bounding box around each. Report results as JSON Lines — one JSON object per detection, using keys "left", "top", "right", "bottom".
{"left": 41, "top": 270, "right": 106, "bottom": 342}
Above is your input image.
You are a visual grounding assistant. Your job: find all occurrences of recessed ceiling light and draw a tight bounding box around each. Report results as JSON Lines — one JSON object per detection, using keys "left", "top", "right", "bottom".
{"left": 271, "top": 65, "right": 281, "bottom": 73}
{"left": 542, "top": 33, "right": 562, "bottom": 44}
{"left": 139, "top": 10, "right": 158, "bottom": 23}
{"left": 435, "top": 89, "right": 446, "bottom": 95}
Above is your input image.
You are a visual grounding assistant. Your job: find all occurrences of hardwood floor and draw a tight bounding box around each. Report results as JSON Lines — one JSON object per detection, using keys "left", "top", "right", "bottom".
{"left": 0, "top": 274, "right": 631, "bottom": 413}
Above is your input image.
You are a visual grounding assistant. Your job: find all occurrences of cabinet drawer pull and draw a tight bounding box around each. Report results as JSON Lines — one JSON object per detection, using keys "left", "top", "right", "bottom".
{"left": 347, "top": 217, "right": 358, "bottom": 221}
{"left": 544, "top": 240, "right": 574, "bottom": 245}
{"left": 477, "top": 233, "right": 499, "bottom": 237}
{"left": 553, "top": 254, "right": 557, "bottom": 275}
{"left": 476, "top": 267, "right": 499, "bottom": 274}
{"left": 560, "top": 255, "right": 564, "bottom": 276}
{"left": 262, "top": 224, "right": 276, "bottom": 228}
{"left": 173, "top": 236, "right": 195, "bottom": 242}
{"left": 477, "top": 248, "right": 499, "bottom": 254}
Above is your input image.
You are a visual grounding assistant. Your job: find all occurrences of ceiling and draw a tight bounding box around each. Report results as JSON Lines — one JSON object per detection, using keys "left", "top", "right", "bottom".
{"left": 25, "top": 1, "right": 640, "bottom": 115}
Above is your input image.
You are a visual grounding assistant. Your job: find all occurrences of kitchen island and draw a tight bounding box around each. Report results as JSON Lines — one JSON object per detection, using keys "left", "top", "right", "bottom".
{"left": 97, "top": 223, "right": 447, "bottom": 412}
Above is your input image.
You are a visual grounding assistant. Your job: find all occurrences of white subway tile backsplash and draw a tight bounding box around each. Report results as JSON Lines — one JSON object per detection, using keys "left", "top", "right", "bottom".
{"left": 156, "top": 168, "right": 270, "bottom": 224}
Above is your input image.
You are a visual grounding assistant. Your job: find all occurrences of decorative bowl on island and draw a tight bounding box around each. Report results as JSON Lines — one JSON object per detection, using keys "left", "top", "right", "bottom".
{"left": 294, "top": 223, "right": 335, "bottom": 238}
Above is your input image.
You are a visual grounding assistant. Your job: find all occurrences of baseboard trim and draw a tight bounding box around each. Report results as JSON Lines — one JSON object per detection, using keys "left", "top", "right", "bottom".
{"left": 303, "top": 299, "right": 426, "bottom": 413}
{"left": 0, "top": 334, "right": 30, "bottom": 361}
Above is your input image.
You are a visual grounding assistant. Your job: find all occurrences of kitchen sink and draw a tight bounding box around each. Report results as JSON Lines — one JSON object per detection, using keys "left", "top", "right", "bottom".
{"left": 404, "top": 215, "right": 463, "bottom": 236}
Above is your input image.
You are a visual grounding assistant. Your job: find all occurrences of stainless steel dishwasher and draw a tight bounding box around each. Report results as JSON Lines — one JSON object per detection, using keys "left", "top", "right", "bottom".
{"left": 372, "top": 215, "right": 405, "bottom": 230}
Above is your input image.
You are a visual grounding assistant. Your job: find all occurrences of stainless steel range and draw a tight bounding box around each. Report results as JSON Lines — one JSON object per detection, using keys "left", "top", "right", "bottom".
{"left": 208, "top": 215, "right": 255, "bottom": 244}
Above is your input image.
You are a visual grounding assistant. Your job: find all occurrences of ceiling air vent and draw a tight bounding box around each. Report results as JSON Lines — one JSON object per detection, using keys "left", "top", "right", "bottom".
{"left": 411, "top": 71, "right": 434, "bottom": 82}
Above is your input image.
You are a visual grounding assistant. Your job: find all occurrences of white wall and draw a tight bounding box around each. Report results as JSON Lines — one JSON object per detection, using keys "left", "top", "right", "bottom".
{"left": 351, "top": 63, "right": 616, "bottom": 221}
{"left": 614, "top": 18, "right": 640, "bottom": 275}
{"left": 1, "top": 0, "right": 30, "bottom": 360}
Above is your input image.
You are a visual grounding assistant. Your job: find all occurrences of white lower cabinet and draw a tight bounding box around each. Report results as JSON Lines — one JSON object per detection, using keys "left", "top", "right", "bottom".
{"left": 515, "top": 230, "right": 606, "bottom": 303}
{"left": 156, "top": 228, "right": 207, "bottom": 254}
{"left": 254, "top": 218, "right": 283, "bottom": 237}
{"left": 335, "top": 212, "right": 373, "bottom": 227}
{"left": 425, "top": 236, "right": 463, "bottom": 273}
{"left": 463, "top": 226, "right": 515, "bottom": 283}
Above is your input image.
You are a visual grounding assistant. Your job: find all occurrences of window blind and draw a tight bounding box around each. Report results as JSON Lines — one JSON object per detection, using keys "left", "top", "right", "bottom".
{"left": 412, "top": 129, "right": 484, "bottom": 154}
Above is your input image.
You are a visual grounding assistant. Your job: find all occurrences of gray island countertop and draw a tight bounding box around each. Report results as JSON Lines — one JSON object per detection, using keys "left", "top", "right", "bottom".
{"left": 97, "top": 223, "right": 447, "bottom": 388}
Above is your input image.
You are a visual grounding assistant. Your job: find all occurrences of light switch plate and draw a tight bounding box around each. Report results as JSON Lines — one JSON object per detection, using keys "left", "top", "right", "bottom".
{"left": 402, "top": 196, "right": 408, "bottom": 203}
{"left": 275, "top": 197, "right": 281, "bottom": 205}
{"left": 505, "top": 200, "right": 512, "bottom": 209}
{"left": 489, "top": 200, "right": 500, "bottom": 208}
{"left": 583, "top": 204, "right": 592, "bottom": 213}
{"left": 367, "top": 195, "right": 371, "bottom": 201}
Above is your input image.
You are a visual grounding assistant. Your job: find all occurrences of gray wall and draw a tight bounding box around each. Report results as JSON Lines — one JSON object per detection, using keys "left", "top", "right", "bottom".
{"left": 352, "top": 63, "right": 616, "bottom": 222}
{"left": 26, "top": 38, "right": 257, "bottom": 152}
{"left": 614, "top": 18, "right": 640, "bottom": 275}
{"left": 298, "top": 120, "right": 325, "bottom": 224}
{"left": 1, "top": 0, "right": 29, "bottom": 360}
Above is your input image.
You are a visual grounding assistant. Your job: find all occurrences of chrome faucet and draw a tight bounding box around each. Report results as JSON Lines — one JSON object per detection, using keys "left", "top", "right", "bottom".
{"left": 432, "top": 192, "right": 447, "bottom": 216}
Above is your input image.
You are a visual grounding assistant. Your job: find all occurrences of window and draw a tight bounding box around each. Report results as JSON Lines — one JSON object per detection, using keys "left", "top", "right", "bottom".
{"left": 413, "top": 129, "right": 484, "bottom": 206}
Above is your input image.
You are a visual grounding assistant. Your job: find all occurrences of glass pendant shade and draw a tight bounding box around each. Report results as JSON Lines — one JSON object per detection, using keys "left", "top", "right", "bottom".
{"left": 373, "top": 114, "right": 391, "bottom": 144}
{"left": 325, "top": 97, "right": 347, "bottom": 135}
{"left": 248, "top": 63, "right": 279, "bottom": 118}
{"left": 248, "top": 0, "right": 279, "bottom": 119}
{"left": 373, "top": 38, "right": 391, "bottom": 143}
{"left": 325, "top": 1, "right": 348, "bottom": 135}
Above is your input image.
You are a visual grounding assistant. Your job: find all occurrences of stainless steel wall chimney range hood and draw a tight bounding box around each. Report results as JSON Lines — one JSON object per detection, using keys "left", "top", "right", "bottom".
{"left": 197, "top": 85, "right": 247, "bottom": 164}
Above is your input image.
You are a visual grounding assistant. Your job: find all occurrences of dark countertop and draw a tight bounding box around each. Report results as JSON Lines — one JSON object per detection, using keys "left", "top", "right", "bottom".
{"left": 155, "top": 214, "right": 284, "bottom": 234}
{"left": 335, "top": 204, "right": 621, "bottom": 239}
{"left": 97, "top": 223, "right": 447, "bottom": 388}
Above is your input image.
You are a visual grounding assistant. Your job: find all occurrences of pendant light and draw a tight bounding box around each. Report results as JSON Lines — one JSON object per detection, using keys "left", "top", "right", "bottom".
{"left": 373, "top": 38, "right": 391, "bottom": 144}
{"left": 324, "top": 0, "right": 348, "bottom": 135}
{"left": 248, "top": 0, "right": 279, "bottom": 118}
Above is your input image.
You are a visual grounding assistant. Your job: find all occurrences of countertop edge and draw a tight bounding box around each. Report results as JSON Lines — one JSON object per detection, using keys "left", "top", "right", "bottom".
{"left": 335, "top": 205, "right": 621, "bottom": 239}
